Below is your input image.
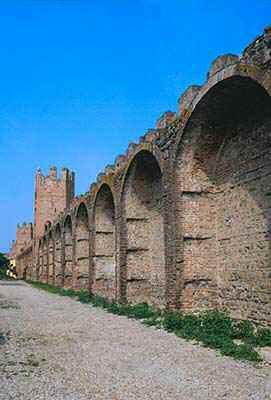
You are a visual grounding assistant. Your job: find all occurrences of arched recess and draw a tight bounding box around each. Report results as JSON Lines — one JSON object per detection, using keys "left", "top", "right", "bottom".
{"left": 44, "top": 221, "right": 52, "bottom": 234}
{"left": 122, "top": 150, "right": 166, "bottom": 308}
{"left": 54, "top": 224, "right": 63, "bottom": 286}
{"left": 175, "top": 76, "right": 271, "bottom": 323}
{"left": 27, "top": 253, "right": 32, "bottom": 280}
{"left": 63, "top": 215, "right": 73, "bottom": 288}
{"left": 75, "top": 203, "right": 90, "bottom": 290}
{"left": 42, "top": 237, "right": 48, "bottom": 283}
{"left": 23, "top": 265, "right": 28, "bottom": 280}
{"left": 93, "top": 184, "right": 116, "bottom": 299}
{"left": 48, "top": 231, "right": 54, "bottom": 284}
{"left": 38, "top": 240, "right": 43, "bottom": 281}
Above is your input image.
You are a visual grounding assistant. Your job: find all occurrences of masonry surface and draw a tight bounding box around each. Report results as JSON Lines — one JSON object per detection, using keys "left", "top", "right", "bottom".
{"left": 12, "top": 27, "right": 271, "bottom": 326}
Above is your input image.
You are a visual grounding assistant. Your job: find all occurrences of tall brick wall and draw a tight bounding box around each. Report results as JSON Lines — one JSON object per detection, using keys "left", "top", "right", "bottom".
{"left": 14, "top": 27, "right": 271, "bottom": 326}
{"left": 34, "top": 167, "right": 74, "bottom": 239}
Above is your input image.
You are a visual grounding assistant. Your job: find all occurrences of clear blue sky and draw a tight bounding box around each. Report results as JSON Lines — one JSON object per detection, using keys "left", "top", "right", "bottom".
{"left": 0, "top": 0, "right": 270, "bottom": 252}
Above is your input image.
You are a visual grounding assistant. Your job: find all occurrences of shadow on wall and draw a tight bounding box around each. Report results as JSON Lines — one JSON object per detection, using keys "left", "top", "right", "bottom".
{"left": 122, "top": 150, "right": 166, "bottom": 309}
{"left": 54, "top": 224, "right": 62, "bottom": 286}
{"left": 93, "top": 184, "right": 116, "bottom": 300}
{"left": 75, "top": 203, "right": 89, "bottom": 290}
{"left": 175, "top": 76, "right": 271, "bottom": 324}
{"left": 48, "top": 231, "right": 54, "bottom": 285}
{"left": 63, "top": 215, "right": 73, "bottom": 288}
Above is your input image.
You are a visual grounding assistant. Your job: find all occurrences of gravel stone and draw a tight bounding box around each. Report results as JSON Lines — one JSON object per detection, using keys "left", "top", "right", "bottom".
{"left": 0, "top": 281, "right": 270, "bottom": 400}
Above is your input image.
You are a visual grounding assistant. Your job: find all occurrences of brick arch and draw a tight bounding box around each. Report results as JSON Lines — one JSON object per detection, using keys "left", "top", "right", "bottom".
{"left": 54, "top": 223, "right": 63, "bottom": 286}
{"left": 75, "top": 202, "right": 90, "bottom": 290}
{"left": 37, "top": 239, "right": 43, "bottom": 281}
{"left": 120, "top": 144, "right": 164, "bottom": 194}
{"left": 63, "top": 215, "right": 73, "bottom": 288}
{"left": 174, "top": 74, "right": 271, "bottom": 324}
{"left": 41, "top": 236, "right": 48, "bottom": 283}
{"left": 93, "top": 183, "right": 116, "bottom": 299}
{"left": 44, "top": 220, "right": 52, "bottom": 234}
{"left": 48, "top": 230, "right": 54, "bottom": 284}
{"left": 175, "top": 64, "right": 271, "bottom": 151}
{"left": 23, "top": 264, "right": 28, "bottom": 280}
{"left": 121, "top": 149, "right": 166, "bottom": 308}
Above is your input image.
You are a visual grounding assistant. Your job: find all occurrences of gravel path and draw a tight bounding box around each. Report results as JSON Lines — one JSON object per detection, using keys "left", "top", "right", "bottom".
{"left": 0, "top": 281, "right": 270, "bottom": 400}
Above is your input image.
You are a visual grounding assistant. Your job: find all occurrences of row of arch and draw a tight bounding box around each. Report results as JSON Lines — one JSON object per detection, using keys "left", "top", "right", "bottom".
{"left": 38, "top": 152, "right": 162, "bottom": 304}
{"left": 30, "top": 70, "right": 270, "bottom": 324}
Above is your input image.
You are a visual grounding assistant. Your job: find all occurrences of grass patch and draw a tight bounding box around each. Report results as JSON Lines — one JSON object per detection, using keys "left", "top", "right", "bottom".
{"left": 29, "top": 281, "right": 78, "bottom": 298}
{"left": 27, "top": 281, "right": 271, "bottom": 363}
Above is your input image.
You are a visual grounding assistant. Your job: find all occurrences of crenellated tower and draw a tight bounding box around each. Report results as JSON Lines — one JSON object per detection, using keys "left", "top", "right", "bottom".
{"left": 34, "top": 167, "right": 75, "bottom": 239}
{"left": 14, "top": 222, "right": 33, "bottom": 254}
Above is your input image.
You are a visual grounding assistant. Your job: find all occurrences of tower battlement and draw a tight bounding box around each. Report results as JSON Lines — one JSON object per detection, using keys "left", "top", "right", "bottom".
{"left": 34, "top": 167, "right": 75, "bottom": 238}
{"left": 14, "top": 223, "right": 33, "bottom": 254}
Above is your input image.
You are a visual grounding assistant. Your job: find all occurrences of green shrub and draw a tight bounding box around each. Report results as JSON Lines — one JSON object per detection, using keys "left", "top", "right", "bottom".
{"left": 198, "top": 333, "right": 232, "bottom": 350}
{"left": 106, "top": 301, "right": 122, "bottom": 315}
{"left": 231, "top": 320, "right": 271, "bottom": 347}
{"left": 62, "top": 288, "right": 77, "bottom": 297}
{"left": 232, "top": 320, "right": 255, "bottom": 340}
{"left": 163, "top": 312, "right": 201, "bottom": 339}
{"left": 125, "top": 303, "right": 158, "bottom": 320}
{"left": 163, "top": 312, "right": 184, "bottom": 332}
{"left": 77, "top": 290, "right": 92, "bottom": 303}
{"left": 200, "top": 310, "right": 233, "bottom": 337}
{"left": 179, "top": 314, "right": 202, "bottom": 339}
{"left": 246, "top": 327, "right": 271, "bottom": 347}
{"left": 91, "top": 295, "right": 110, "bottom": 308}
{"left": 220, "top": 342, "right": 262, "bottom": 362}
{"left": 142, "top": 316, "right": 162, "bottom": 327}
